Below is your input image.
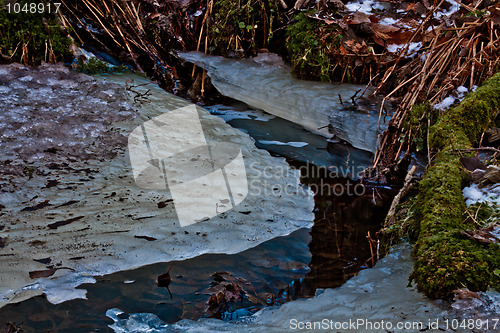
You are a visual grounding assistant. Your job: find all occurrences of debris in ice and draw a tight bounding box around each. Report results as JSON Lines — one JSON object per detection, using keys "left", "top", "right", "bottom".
{"left": 105, "top": 244, "right": 454, "bottom": 333}
{"left": 463, "top": 183, "right": 500, "bottom": 206}
{"left": 259, "top": 140, "right": 309, "bottom": 148}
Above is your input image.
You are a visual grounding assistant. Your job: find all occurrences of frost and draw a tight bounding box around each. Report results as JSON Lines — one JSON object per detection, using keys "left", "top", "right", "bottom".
{"left": 379, "top": 17, "right": 398, "bottom": 25}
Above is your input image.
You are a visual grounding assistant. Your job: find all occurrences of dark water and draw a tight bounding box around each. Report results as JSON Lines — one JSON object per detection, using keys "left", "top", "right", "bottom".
{"left": 0, "top": 103, "right": 392, "bottom": 332}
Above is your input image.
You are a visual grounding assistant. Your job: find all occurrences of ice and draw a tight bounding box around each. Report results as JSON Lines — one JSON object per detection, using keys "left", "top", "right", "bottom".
{"left": 259, "top": 140, "right": 309, "bottom": 148}
{"left": 178, "top": 52, "right": 389, "bottom": 153}
{"left": 0, "top": 66, "right": 315, "bottom": 308}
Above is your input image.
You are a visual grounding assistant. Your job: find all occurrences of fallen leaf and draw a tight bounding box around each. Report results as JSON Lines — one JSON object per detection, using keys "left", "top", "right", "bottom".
{"left": 48, "top": 216, "right": 85, "bottom": 229}
{"left": 29, "top": 268, "right": 58, "bottom": 279}
{"left": 460, "top": 157, "right": 486, "bottom": 172}
{"left": 21, "top": 200, "right": 50, "bottom": 212}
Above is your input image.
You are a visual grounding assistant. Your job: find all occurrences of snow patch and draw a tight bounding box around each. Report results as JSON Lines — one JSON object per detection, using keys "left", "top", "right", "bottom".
{"left": 345, "top": 0, "right": 384, "bottom": 14}
{"left": 434, "top": 96, "right": 456, "bottom": 111}
{"left": 387, "top": 42, "right": 422, "bottom": 54}
{"left": 463, "top": 183, "right": 500, "bottom": 206}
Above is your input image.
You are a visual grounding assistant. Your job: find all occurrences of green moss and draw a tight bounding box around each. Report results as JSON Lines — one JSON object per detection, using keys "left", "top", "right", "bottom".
{"left": 286, "top": 13, "right": 341, "bottom": 82}
{"left": 0, "top": 0, "right": 73, "bottom": 65}
{"left": 412, "top": 232, "right": 500, "bottom": 299}
{"left": 429, "top": 73, "right": 500, "bottom": 150}
{"left": 207, "top": 0, "right": 282, "bottom": 55}
{"left": 75, "top": 57, "right": 129, "bottom": 74}
{"left": 408, "top": 72, "right": 500, "bottom": 299}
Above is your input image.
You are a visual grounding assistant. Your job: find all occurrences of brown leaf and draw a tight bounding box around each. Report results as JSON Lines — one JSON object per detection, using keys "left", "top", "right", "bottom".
{"left": 372, "top": 23, "right": 401, "bottom": 34}
{"left": 29, "top": 267, "right": 74, "bottom": 279}
{"left": 346, "top": 12, "right": 371, "bottom": 25}
{"left": 29, "top": 268, "right": 58, "bottom": 279}
{"left": 484, "top": 165, "right": 500, "bottom": 183}
{"left": 460, "top": 157, "right": 486, "bottom": 172}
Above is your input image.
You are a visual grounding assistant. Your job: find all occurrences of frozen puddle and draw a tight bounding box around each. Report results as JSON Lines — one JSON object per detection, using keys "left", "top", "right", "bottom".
{"left": 0, "top": 64, "right": 314, "bottom": 308}
{"left": 204, "top": 102, "right": 374, "bottom": 177}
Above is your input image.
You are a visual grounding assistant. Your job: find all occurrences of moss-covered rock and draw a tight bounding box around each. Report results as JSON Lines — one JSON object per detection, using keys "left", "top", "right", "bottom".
{"left": 409, "top": 72, "right": 500, "bottom": 299}
{"left": 0, "top": 0, "right": 73, "bottom": 65}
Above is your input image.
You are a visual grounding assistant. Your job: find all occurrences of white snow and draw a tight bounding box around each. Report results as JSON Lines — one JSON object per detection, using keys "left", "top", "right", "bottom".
{"left": 259, "top": 140, "right": 309, "bottom": 148}
{"left": 387, "top": 42, "right": 422, "bottom": 54}
{"left": 434, "top": 96, "right": 456, "bottom": 111}
{"left": 463, "top": 183, "right": 500, "bottom": 206}
{"left": 434, "top": 86, "right": 470, "bottom": 111}
{"left": 380, "top": 17, "right": 398, "bottom": 25}
{"left": 434, "top": 0, "right": 460, "bottom": 19}
{"left": 345, "top": 0, "right": 384, "bottom": 14}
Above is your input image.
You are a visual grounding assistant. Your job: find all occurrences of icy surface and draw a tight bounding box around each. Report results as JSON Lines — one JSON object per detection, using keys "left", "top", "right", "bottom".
{"left": 108, "top": 244, "right": 496, "bottom": 332}
{"left": 179, "top": 52, "right": 389, "bottom": 153}
{"left": 0, "top": 65, "right": 314, "bottom": 308}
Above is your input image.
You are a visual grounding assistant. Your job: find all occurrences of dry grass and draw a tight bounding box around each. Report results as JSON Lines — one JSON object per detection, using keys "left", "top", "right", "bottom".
{"left": 372, "top": 1, "right": 500, "bottom": 170}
